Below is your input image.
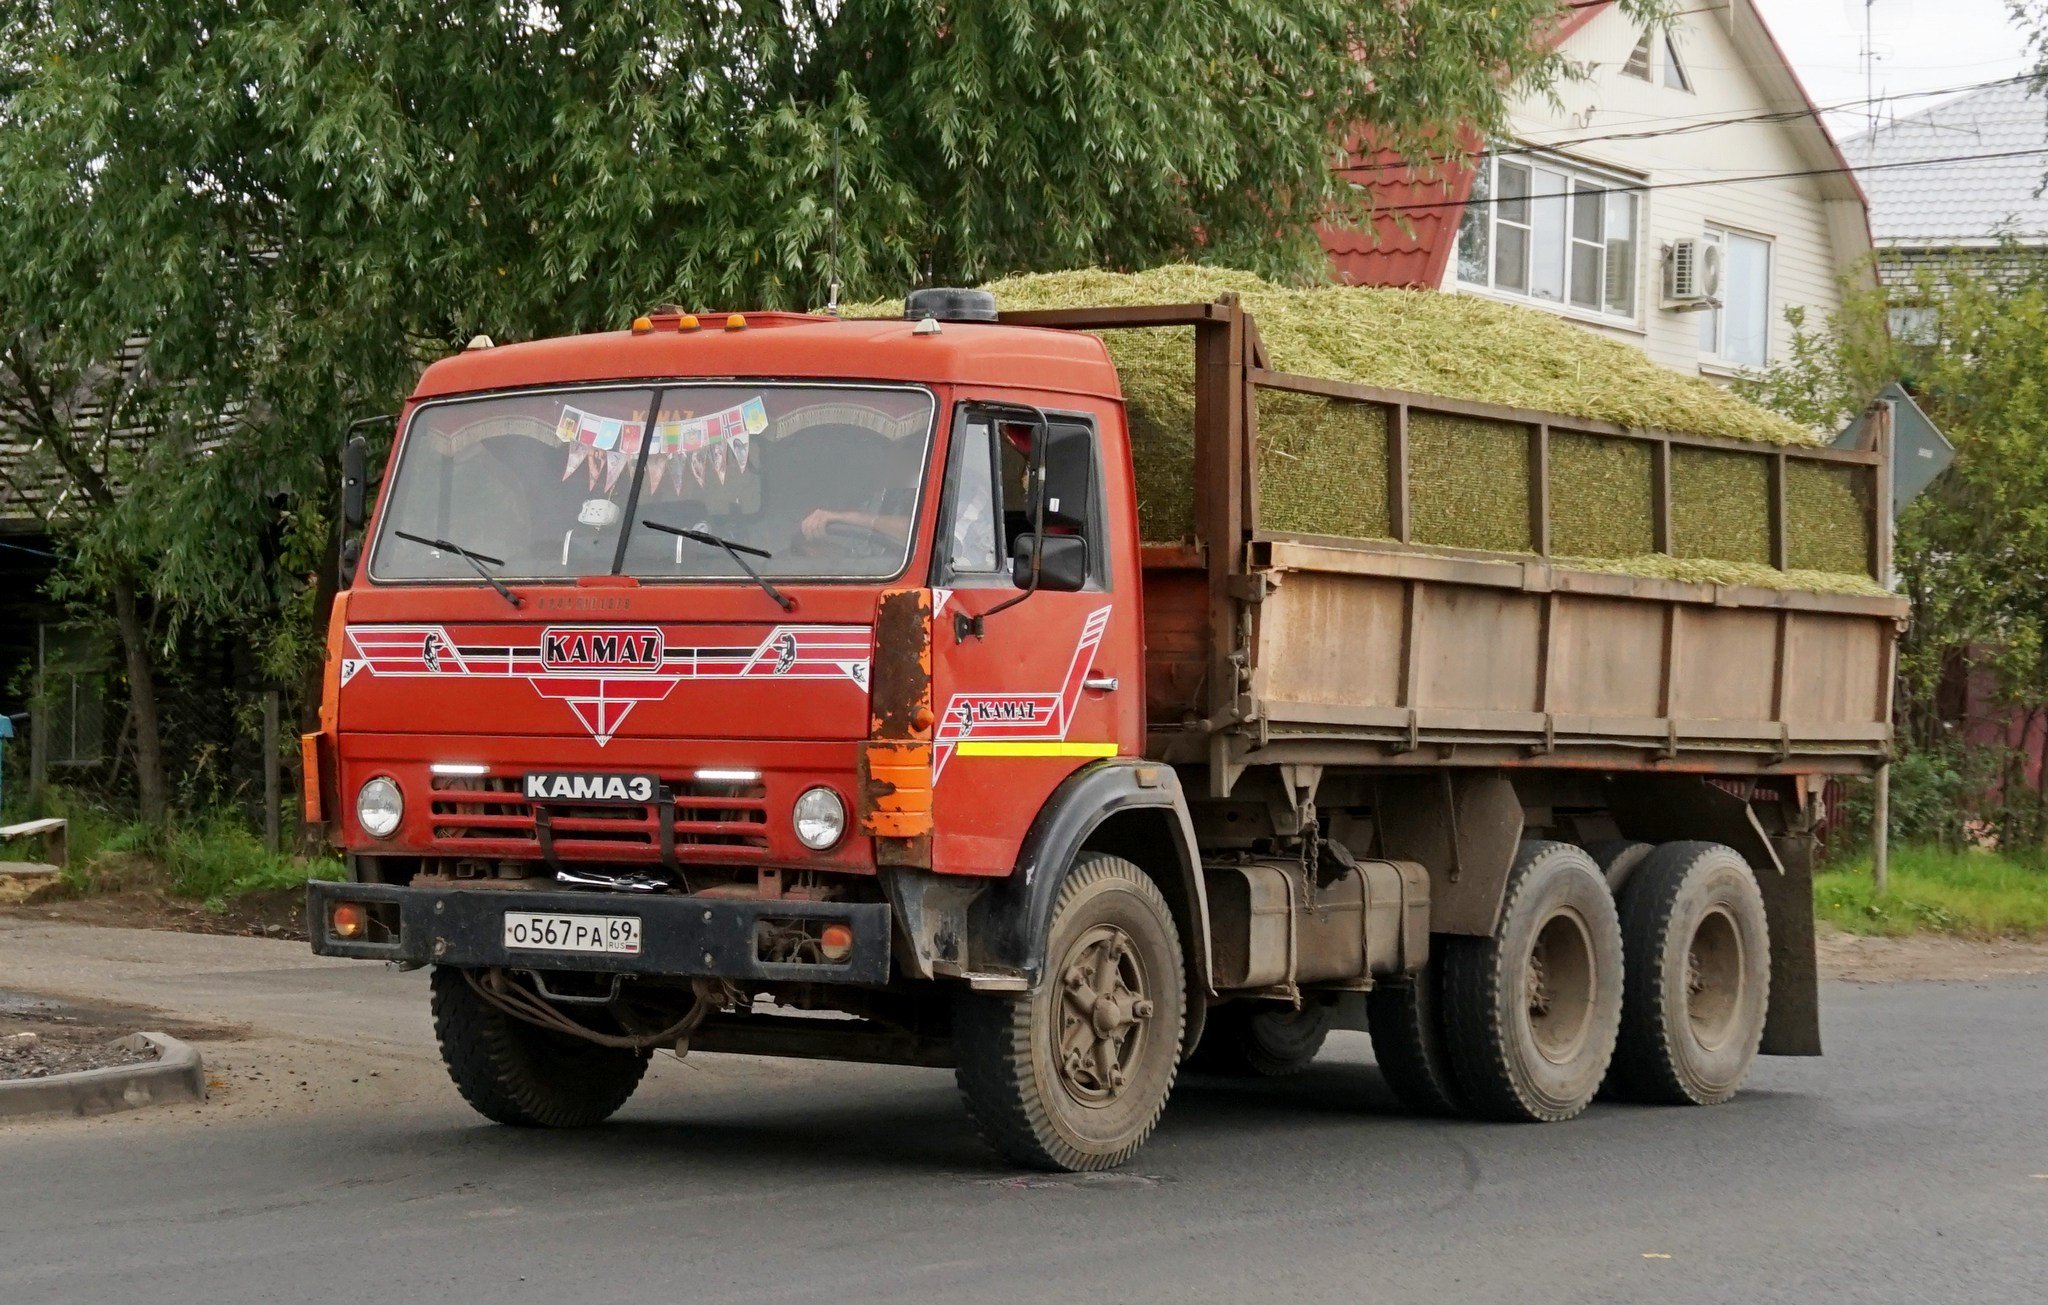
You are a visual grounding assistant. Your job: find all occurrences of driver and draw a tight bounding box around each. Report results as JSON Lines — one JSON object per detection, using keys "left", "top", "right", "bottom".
{"left": 799, "top": 420, "right": 1023, "bottom": 559}
{"left": 798, "top": 432, "right": 922, "bottom": 549}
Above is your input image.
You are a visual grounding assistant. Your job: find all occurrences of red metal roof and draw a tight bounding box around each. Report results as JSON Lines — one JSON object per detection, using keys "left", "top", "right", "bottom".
{"left": 1321, "top": 2, "right": 1612, "bottom": 289}
{"left": 413, "top": 314, "right": 1123, "bottom": 403}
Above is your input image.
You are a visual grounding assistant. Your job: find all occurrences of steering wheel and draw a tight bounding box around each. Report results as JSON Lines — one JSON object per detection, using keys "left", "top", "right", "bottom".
{"left": 821, "top": 519, "right": 900, "bottom": 553}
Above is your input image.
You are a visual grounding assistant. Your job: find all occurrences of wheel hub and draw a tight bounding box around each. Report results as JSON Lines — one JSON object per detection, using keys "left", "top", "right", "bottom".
{"left": 1056, "top": 925, "right": 1154, "bottom": 1105}
{"left": 1525, "top": 909, "right": 1597, "bottom": 1065}
{"left": 1685, "top": 906, "right": 1745, "bottom": 1050}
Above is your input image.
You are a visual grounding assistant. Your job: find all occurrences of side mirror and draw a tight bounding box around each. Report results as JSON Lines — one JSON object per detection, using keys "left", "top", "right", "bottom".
{"left": 1010, "top": 534, "right": 1088, "bottom": 593}
{"left": 341, "top": 434, "right": 368, "bottom": 529}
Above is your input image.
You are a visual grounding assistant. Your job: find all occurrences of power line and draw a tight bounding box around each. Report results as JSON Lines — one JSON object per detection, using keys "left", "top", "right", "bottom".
{"left": 1522, "top": 74, "right": 2034, "bottom": 150}
{"left": 1366, "top": 146, "right": 2048, "bottom": 214}
{"left": 1349, "top": 73, "right": 2035, "bottom": 179}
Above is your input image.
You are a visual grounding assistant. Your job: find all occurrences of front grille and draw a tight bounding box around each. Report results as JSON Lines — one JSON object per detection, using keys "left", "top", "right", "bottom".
{"left": 428, "top": 775, "right": 770, "bottom": 861}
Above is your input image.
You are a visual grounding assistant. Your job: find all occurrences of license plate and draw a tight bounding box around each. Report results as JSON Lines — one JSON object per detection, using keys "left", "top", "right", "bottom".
{"left": 523, "top": 771, "right": 660, "bottom": 804}
{"left": 502, "top": 912, "right": 642, "bottom": 955}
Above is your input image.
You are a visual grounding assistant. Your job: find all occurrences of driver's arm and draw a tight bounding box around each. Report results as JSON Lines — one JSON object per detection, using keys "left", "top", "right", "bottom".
{"left": 800, "top": 508, "right": 910, "bottom": 544}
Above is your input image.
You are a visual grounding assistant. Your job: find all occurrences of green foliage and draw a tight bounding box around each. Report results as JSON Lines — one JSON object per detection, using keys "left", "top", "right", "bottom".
{"left": 1815, "top": 846, "right": 2048, "bottom": 939}
{"left": 28, "top": 798, "right": 336, "bottom": 903}
{"left": 1836, "top": 746, "right": 2010, "bottom": 855}
{"left": 0, "top": 0, "right": 1666, "bottom": 812}
{"left": 160, "top": 814, "right": 337, "bottom": 905}
{"left": 1749, "top": 245, "right": 2048, "bottom": 843}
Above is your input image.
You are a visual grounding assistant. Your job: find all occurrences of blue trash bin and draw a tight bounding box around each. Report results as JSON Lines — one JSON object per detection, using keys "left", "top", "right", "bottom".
{"left": 0, "top": 713, "right": 16, "bottom": 816}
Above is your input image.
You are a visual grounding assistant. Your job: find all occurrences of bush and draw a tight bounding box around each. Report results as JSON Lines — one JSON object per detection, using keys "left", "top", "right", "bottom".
{"left": 1834, "top": 745, "right": 2004, "bottom": 855}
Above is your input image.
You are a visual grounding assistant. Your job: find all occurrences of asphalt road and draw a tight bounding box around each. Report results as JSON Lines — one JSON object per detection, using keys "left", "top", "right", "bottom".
{"left": 1, "top": 922, "right": 2044, "bottom": 1305}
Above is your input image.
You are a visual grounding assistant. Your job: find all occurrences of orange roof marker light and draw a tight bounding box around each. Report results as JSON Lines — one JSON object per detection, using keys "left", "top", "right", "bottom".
{"left": 630, "top": 315, "right": 653, "bottom": 335}
{"left": 677, "top": 313, "right": 700, "bottom": 332}
{"left": 725, "top": 313, "right": 748, "bottom": 331}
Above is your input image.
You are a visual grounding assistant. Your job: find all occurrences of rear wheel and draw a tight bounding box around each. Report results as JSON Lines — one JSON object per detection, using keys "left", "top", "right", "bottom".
{"left": 1191, "top": 1001, "right": 1331, "bottom": 1078}
{"left": 953, "top": 853, "right": 1186, "bottom": 1171}
{"left": 1440, "top": 841, "right": 1623, "bottom": 1123}
{"left": 429, "top": 967, "right": 651, "bottom": 1127}
{"left": 1609, "top": 842, "right": 1771, "bottom": 1106}
{"left": 1365, "top": 962, "right": 1466, "bottom": 1116}
{"left": 1586, "top": 839, "right": 1654, "bottom": 894}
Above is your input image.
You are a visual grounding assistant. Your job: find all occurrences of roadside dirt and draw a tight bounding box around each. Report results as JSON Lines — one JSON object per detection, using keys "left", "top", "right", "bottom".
{"left": 1816, "top": 928, "right": 2048, "bottom": 983}
{"left": 0, "top": 881, "right": 306, "bottom": 941}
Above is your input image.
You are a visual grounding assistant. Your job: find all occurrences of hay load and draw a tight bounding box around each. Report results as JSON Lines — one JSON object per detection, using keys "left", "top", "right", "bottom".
{"left": 856, "top": 267, "right": 1882, "bottom": 596}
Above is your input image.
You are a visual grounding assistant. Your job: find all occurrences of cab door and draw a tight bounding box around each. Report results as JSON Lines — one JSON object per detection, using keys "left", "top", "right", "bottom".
{"left": 926, "top": 403, "right": 1137, "bottom": 877}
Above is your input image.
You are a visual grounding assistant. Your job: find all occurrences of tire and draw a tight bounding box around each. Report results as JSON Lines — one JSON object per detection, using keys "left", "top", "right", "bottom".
{"left": 429, "top": 967, "right": 652, "bottom": 1128}
{"left": 1608, "top": 841, "right": 1771, "bottom": 1106}
{"left": 1440, "top": 841, "right": 1624, "bottom": 1123}
{"left": 1585, "top": 839, "right": 1654, "bottom": 895}
{"left": 1365, "top": 961, "right": 1466, "bottom": 1117}
{"left": 1190, "top": 1001, "right": 1331, "bottom": 1078}
{"left": 953, "top": 853, "right": 1186, "bottom": 1171}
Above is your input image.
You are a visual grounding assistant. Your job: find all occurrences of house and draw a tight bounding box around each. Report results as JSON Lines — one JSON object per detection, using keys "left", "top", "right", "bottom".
{"left": 1846, "top": 77, "right": 2048, "bottom": 333}
{"left": 1326, "top": 0, "right": 1874, "bottom": 380}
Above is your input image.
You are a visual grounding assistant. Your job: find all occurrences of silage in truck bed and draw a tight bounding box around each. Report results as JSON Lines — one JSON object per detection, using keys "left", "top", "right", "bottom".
{"left": 855, "top": 267, "right": 1880, "bottom": 594}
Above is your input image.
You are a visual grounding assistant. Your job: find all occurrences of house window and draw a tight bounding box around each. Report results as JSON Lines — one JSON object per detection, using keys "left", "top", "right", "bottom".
{"left": 1661, "top": 33, "right": 1692, "bottom": 92}
{"left": 1622, "top": 31, "right": 1652, "bottom": 80}
{"left": 1699, "top": 227, "right": 1773, "bottom": 368}
{"left": 1456, "top": 152, "right": 1640, "bottom": 320}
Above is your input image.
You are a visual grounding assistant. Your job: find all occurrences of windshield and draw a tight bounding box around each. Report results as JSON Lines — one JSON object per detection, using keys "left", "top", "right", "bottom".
{"left": 369, "top": 383, "right": 935, "bottom": 583}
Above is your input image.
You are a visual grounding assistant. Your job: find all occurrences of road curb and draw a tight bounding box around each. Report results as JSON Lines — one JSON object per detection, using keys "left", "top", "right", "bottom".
{"left": 0, "top": 1032, "right": 206, "bottom": 1121}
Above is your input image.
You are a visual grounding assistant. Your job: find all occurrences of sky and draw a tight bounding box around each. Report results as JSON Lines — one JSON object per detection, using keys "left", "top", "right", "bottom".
{"left": 1751, "top": 0, "right": 2034, "bottom": 137}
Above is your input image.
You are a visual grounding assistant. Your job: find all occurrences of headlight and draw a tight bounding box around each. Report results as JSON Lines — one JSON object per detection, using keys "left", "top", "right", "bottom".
{"left": 793, "top": 786, "right": 846, "bottom": 850}
{"left": 356, "top": 776, "right": 403, "bottom": 839}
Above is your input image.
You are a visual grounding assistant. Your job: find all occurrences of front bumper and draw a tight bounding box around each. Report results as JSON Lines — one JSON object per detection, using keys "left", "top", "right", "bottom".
{"left": 306, "top": 880, "right": 892, "bottom": 986}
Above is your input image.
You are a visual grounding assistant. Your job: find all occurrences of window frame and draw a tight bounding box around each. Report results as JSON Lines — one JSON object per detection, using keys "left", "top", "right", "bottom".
{"left": 1698, "top": 225, "right": 1775, "bottom": 371}
{"left": 1455, "top": 150, "right": 1645, "bottom": 325}
{"left": 1661, "top": 31, "right": 1693, "bottom": 93}
{"left": 931, "top": 402, "right": 1110, "bottom": 592}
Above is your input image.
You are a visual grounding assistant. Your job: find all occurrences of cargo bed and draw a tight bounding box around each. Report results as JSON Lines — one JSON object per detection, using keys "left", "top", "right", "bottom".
{"left": 1004, "top": 298, "right": 1904, "bottom": 790}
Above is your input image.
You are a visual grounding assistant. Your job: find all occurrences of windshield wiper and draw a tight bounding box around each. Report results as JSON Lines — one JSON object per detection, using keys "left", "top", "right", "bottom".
{"left": 641, "top": 520, "right": 795, "bottom": 612}
{"left": 394, "top": 530, "right": 523, "bottom": 608}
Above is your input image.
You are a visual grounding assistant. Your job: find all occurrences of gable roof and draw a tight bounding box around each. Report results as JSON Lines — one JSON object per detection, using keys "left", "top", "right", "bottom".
{"left": 1328, "top": 1, "right": 1869, "bottom": 287}
{"left": 1847, "top": 78, "right": 2048, "bottom": 247}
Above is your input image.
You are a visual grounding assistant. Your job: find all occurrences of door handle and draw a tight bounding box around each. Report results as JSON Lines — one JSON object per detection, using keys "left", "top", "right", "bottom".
{"left": 1082, "top": 675, "right": 1120, "bottom": 692}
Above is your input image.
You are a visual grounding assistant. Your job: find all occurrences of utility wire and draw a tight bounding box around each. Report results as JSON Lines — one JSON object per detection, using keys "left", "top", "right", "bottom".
{"left": 1363, "top": 146, "right": 2048, "bottom": 213}
{"left": 1349, "top": 73, "right": 2036, "bottom": 178}
{"left": 1520, "top": 74, "right": 2035, "bottom": 150}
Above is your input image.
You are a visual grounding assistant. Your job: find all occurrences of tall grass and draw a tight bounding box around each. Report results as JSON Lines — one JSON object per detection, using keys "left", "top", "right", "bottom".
{"left": 2, "top": 786, "right": 338, "bottom": 907}
{"left": 1816, "top": 846, "right": 2048, "bottom": 939}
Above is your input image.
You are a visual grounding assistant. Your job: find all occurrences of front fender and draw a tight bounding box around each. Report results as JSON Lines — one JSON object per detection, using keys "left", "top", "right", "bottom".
{"left": 967, "top": 759, "right": 1209, "bottom": 990}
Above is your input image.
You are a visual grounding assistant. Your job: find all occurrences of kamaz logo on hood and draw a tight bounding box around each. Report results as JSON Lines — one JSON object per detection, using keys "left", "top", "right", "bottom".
{"left": 540, "top": 626, "right": 664, "bottom": 674}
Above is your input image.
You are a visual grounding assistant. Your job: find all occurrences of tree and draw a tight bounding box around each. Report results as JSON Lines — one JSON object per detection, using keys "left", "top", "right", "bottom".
{"left": 0, "top": 0, "right": 1662, "bottom": 821}
{"left": 1747, "top": 251, "right": 2048, "bottom": 847}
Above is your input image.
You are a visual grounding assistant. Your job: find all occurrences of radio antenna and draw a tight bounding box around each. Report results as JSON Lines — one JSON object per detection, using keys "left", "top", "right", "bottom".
{"left": 826, "top": 120, "right": 842, "bottom": 315}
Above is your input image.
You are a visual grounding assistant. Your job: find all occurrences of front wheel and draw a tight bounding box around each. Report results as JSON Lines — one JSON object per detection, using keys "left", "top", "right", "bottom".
{"left": 953, "top": 853, "right": 1186, "bottom": 1171}
{"left": 430, "top": 967, "right": 652, "bottom": 1128}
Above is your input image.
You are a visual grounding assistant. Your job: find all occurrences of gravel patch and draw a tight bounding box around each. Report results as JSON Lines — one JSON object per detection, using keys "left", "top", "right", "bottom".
{"left": 1, "top": 1016, "right": 159, "bottom": 1081}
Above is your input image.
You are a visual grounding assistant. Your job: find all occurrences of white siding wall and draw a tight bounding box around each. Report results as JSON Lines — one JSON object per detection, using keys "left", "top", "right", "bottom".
{"left": 1441, "top": 4, "right": 1865, "bottom": 378}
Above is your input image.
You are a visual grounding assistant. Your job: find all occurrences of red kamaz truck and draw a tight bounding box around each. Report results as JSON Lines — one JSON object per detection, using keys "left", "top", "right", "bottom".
{"left": 306, "top": 289, "right": 1902, "bottom": 1170}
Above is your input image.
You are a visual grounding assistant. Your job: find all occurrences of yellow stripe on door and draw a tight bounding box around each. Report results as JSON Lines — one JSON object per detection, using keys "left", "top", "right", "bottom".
{"left": 953, "top": 741, "right": 1120, "bottom": 758}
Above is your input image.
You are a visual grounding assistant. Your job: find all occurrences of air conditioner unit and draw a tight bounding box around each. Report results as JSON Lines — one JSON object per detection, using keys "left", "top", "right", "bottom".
{"left": 1663, "top": 237, "right": 1722, "bottom": 310}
